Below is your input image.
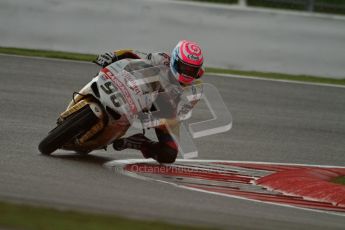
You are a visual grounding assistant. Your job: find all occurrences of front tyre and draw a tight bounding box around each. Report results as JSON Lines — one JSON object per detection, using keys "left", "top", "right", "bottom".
{"left": 38, "top": 105, "right": 98, "bottom": 155}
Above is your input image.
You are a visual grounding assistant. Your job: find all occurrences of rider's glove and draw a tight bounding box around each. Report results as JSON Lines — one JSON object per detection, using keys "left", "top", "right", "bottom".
{"left": 93, "top": 52, "right": 117, "bottom": 68}
{"left": 113, "top": 133, "right": 151, "bottom": 151}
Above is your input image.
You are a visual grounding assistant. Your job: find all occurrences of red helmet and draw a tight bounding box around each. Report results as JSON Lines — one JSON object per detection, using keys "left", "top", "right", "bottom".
{"left": 170, "top": 40, "right": 204, "bottom": 84}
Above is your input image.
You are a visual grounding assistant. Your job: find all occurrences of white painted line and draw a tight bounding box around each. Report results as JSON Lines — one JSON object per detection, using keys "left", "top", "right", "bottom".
{"left": 104, "top": 158, "right": 345, "bottom": 217}
{"left": 1, "top": 53, "right": 344, "bottom": 88}
{"left": 209, "top": 73, "right": 345, "bottom": 89}
{"left": 105, "top": 158, "right": 345, "bottom": 169}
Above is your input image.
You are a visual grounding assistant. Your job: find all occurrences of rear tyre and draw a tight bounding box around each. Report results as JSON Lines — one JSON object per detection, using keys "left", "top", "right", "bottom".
{"left": 38, "top": 105, "right": 98, "bottom": 155}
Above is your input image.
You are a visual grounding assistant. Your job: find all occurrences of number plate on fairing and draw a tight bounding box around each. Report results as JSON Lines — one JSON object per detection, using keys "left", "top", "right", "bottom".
{"left": 95, "top": 59, "right": 164, "bottom": 122}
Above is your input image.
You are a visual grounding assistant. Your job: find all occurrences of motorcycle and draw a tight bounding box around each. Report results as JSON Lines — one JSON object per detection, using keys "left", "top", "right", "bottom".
{"left": 38, "top": 58, "right": 198, "bottom": 155}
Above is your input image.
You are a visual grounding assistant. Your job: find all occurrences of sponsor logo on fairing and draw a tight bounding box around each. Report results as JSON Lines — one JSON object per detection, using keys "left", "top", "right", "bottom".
{"left": 102, "top": 68, "right": 137, "bottom": 114}
{"left": 123, "top": 71, "right": 141, "bottom": 95}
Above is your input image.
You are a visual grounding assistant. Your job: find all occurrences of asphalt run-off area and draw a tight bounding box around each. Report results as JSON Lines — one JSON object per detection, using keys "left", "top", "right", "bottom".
{"left": 1, "top": 0, "right": 345, "bottom": 78}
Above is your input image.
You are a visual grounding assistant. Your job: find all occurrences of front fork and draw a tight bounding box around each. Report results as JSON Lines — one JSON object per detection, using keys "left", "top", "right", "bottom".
{"left": 60, "top": 97, "right": 106, "bottom": 145}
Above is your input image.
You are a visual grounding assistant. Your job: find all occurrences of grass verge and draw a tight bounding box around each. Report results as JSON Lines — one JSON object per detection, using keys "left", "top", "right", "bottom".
{"left": 183, "top": 0, "right": 345, "bottom": 15}
{"left": 1, "top": 46, "right": 344, "bottom": 86}
{"left": 0, "top": 46, "right": 95, "bottom": 62}
{"left": 331, "top": 176, "right": 345, "bottom": 185}
{"left": 0, "top": 201, "right": 215, "bottom": 230}
{"left": 183, "top": 0, "right": 238, "bottom": 4}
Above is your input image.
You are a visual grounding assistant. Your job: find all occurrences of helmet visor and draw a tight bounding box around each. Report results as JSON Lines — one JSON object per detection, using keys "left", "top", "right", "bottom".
{"left": 174, "top": 57, "right": 201, "bottom": 79}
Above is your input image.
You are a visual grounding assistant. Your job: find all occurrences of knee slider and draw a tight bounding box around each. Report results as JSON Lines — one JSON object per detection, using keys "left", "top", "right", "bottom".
{"left": 156, "top": 144, "right": 178, "bottom": 164}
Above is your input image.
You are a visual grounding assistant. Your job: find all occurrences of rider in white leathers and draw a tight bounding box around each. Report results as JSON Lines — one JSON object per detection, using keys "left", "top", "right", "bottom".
{"left": 93, "top": 40, "right": 204, "bottom": 163}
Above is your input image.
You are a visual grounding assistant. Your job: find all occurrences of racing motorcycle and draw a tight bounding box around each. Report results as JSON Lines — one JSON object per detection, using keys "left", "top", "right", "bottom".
{"left": 38, "top": 59, "right": 197, "bottom": 155}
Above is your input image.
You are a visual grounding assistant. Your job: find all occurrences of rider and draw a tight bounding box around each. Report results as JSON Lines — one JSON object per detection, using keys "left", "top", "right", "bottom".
{"left": 93, "top": 40, "right": 204, "bottom": 164}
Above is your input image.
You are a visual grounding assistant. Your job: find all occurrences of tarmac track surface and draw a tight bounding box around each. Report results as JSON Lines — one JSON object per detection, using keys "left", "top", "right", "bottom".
{"left": 0, "top": 55, "right": 345, "bottom": 229}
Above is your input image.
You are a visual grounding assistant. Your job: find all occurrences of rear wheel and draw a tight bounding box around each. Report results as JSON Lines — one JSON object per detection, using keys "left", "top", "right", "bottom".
{"left": 38, "top": 105, "right": 99, "bottom": 155}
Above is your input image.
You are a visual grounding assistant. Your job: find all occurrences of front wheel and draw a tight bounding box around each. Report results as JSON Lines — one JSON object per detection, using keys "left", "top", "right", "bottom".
{"left": 38, "top": 105, "right": 99, "bottom": 155}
